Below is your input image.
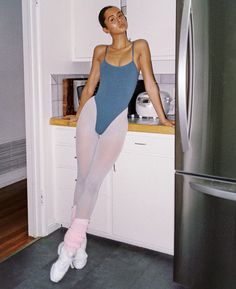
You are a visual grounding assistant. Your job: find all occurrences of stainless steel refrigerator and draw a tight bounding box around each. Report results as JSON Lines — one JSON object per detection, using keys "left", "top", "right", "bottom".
{"left": 174, "top": 0, "right": 236, "bottom": 289}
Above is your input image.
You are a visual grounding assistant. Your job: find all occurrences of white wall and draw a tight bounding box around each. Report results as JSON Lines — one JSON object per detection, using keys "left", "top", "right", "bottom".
{"left": 0, "top": 0, "right": 25, "bottom": 144}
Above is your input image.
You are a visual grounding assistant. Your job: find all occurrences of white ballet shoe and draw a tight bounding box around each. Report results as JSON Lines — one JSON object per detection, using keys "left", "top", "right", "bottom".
{"left": 50, "top": 244, "right": 75, "bottom": 283}
{"left": 57, "top": 237, "right": 88, "bottom": 270}
{"left": 73, "top": 237, "right": 88, "bottom": 269}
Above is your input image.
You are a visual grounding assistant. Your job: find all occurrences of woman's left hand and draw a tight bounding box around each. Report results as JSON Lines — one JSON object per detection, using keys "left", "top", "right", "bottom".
{"left": 160, "top": 118, "right": 175, "bottom": 127}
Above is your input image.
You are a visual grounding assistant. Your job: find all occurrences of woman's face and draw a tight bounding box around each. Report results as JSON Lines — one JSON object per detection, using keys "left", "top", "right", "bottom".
{"left": 103, "top": 7, "right": 128, "bottom": 34}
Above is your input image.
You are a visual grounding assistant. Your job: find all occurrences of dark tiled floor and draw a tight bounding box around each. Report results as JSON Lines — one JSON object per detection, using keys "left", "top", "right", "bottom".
{"left": 0, "top": 228, "right": 185, "bottom": 289}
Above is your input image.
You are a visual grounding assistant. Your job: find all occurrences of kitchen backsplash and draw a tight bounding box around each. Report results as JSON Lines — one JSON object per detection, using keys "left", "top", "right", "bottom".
{"left": 51, "top": 73, "right": 175, "bottom": 117}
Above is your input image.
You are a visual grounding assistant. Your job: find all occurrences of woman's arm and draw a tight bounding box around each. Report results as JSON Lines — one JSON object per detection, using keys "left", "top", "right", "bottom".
{"left": 69, "top": 45, "right": 104, "bottom": 121}
{"left": 136, "top": 39, "right": 174, "bottom": 127}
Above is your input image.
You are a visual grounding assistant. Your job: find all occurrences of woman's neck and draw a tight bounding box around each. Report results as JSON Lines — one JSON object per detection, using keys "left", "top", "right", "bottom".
{"left": 110, "top": 34, "right": 131, "bottom": 50}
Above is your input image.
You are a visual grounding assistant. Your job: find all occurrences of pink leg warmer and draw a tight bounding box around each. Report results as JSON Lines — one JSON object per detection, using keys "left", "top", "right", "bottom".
{"left": 64, "top": 218, "right": 89, "bottom": 255}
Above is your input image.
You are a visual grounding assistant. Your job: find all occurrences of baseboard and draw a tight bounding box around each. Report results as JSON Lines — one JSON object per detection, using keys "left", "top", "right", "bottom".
{"left": 86, "top": 228, "right": 174, "bottom": 256}
{"left": 0, "top": 167, "right": 27, "bottom": 188}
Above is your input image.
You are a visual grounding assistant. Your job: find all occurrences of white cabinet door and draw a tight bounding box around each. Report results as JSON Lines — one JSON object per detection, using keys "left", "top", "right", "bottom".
{"left": 112, "top": 133, "right": 174, "bottom": 254}
{"left": 72, "top": 0, "right": 121, "bottom": 61}
{"left": 52, "top": 127, "right": 77, "bottom": 226}
{"left": 54, "top": 168, "right": 77, "bottom": 225}
{"left": 127, "top": 0, "right": 176, "bottom": 61}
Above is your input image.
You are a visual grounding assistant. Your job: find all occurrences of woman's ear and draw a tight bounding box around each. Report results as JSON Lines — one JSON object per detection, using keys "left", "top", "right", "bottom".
{"left": 103, "top": 27, "right": 109, "bottom": 34}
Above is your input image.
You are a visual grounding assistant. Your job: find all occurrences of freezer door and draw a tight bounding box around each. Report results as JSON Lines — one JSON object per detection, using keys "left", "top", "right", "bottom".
{"left": 176, "top": 0, "right": 236, "bottom": 180}
{"left": 174, "top": 173, "right": 236, "bottom": 289}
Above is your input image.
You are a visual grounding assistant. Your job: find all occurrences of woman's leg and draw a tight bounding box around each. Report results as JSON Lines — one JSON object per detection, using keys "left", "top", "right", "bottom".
{"left": 50, "top": 98, "right": 99, "bottom": 283}
{"left": 63, "top": 97, "right": 100, "bottom": 253}
{"left": 73, "top": 97, "right": 99, "bottom": 207}
{"left": 64, "top": 107, "right": 128, "bottom": 254}
{"left": 75, "top": 108, "right": 128, "bottom": 219}
{"left": 51, "top": 107, "right": 128, "bottom": 282}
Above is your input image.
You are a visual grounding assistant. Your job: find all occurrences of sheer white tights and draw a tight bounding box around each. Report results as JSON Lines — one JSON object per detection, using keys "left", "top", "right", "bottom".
{"left": 73, "top": 97, "right": 128, "bottom": 219}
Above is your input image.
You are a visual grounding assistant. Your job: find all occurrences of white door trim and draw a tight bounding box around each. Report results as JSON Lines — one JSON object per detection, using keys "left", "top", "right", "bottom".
{"left": 22, "top": 0, "right": 46, "bottom": 237}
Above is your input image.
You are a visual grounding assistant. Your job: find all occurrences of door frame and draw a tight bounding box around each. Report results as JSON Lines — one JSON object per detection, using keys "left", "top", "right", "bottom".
{"left": 22, "top": 0, "right": 46, "bottom": 237}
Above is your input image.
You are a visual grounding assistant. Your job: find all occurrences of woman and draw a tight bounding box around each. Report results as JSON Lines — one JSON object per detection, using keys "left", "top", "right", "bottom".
{"left": 50, "top": 5, "right": 174, "bottom": 283}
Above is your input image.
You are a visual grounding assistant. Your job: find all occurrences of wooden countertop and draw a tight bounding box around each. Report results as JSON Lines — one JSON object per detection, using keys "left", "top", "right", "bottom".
{"left": 50, "top": 116, "right": 175, "bottom": 135}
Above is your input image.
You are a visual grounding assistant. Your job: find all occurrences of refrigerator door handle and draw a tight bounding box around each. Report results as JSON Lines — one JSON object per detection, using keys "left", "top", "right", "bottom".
{"left": 177, "top": 0, "right": 191, "bottom": 152}
{"left": 190, "top": 181, "right": 236, "bottom": 201}
{"left": 187, "top": 12, "right": 194, "bottom": 140}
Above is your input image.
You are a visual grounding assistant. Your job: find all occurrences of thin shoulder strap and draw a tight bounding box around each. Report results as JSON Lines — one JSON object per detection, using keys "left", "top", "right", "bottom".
{"left": 131, "top": 41, "right": 135, "bottom": 61}
{"left": 104, "top": 45, "right": 109, "bottom": 60}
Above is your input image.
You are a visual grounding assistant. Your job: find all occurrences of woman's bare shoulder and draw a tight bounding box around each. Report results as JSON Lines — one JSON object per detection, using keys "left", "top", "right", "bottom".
{"left": 93, "top": 44, "right": 107, "bottom": 56}
{"left": 133, "top": 39, "right": 149, "bottom": 48}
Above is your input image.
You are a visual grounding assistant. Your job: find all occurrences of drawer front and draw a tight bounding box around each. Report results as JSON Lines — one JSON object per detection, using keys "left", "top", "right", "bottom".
{"left": 55, "top": 168, "right": 77, "bottom": 191}
{"left": 55, "top": 145, "right": 77, "bottom": 169}
{"left": 122, "top": 132, "right": 174, "bottom": 157}
{"left": 54, "top": 127, "right": 76, "bottom": 146}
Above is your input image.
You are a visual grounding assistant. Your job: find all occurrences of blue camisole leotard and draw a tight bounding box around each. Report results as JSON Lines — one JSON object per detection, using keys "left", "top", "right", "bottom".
{"left": 94, "top": 41, "right": 139, "bottom": 135}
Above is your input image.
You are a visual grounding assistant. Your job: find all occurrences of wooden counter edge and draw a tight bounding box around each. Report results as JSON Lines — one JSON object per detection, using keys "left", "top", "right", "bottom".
{"left": 49, "top": 117, "right": 175, "bottom": 135}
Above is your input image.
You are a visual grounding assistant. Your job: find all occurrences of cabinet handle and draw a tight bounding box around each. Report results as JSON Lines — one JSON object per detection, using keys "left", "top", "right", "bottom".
{"left": 74, "top": 136, "right": 76, "bottom": 139}
{"left": 134, "top": 142, "right": 147, "bottom": 146}
{"left": 74, "top": 156, "right": 77, "bottom": 159}
{"left": 113, "top": 164, "right": 116, "bottom": 172}
{"left": 75, "top": 179, "right": 77, "bottom": 182}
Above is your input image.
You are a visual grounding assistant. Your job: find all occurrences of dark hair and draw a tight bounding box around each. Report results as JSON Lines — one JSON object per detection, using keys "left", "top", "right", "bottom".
{"left": 98, "top": 6, "right": 114, "bottom": 28}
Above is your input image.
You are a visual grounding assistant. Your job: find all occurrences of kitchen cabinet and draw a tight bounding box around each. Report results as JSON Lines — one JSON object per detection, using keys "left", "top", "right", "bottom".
{"left": 127, "top": 0, "right": 176, "bottom": 73}
{"left": 52, "top": 126, "right": 112, "bottom": 234}
{"left": 71, "top": 0, "right": 121, "bottom": 61}
{"left": 112, "top": 132, "right": 174, "bottom": 254}
{"left": 51, "top": 126, "right": 174, "bottom": 254}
